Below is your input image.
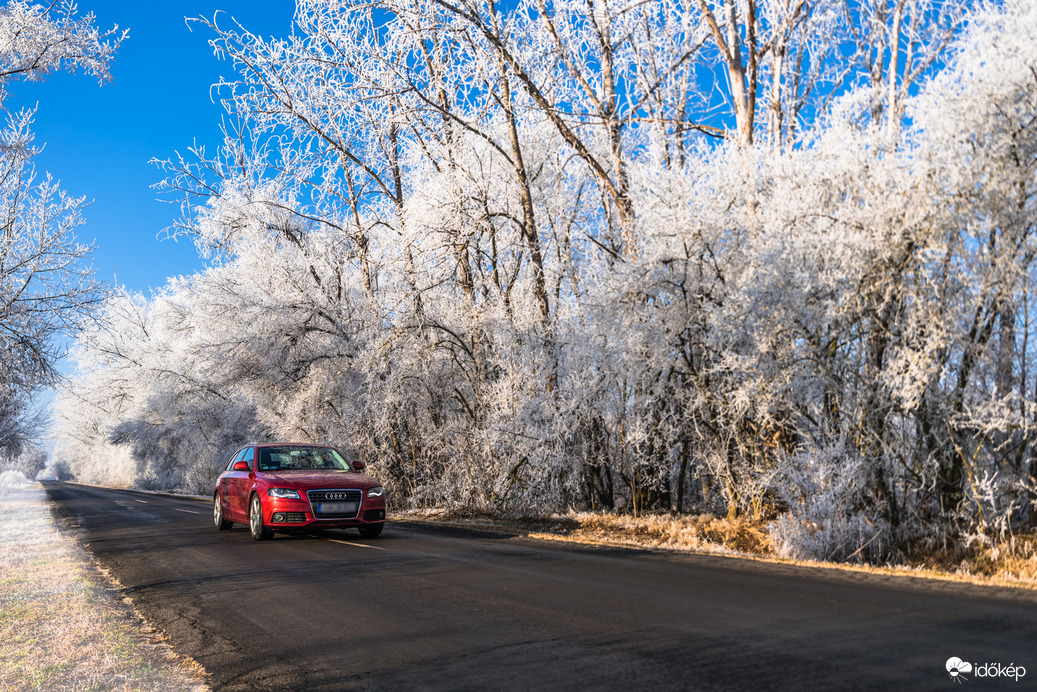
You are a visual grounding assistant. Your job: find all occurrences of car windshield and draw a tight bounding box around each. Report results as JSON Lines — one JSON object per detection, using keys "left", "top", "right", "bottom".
{"left": 258, "top": 446, "right": 351, "bottom": 472}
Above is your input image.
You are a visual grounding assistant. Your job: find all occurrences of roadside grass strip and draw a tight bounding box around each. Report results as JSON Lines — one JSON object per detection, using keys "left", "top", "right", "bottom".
{"left": 399, "top": 508, "right": 1037, "bottom": 589}
{"left": 0, "top": 482, "right": 207, "bottom": 692}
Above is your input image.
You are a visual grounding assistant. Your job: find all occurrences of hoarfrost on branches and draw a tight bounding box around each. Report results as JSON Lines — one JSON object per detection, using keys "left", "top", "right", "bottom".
{"left": 52, "top": 0, "right": 1037, "bottom": 561}
{"left": 0, "top": 0, "right": 122, "bottom": 461}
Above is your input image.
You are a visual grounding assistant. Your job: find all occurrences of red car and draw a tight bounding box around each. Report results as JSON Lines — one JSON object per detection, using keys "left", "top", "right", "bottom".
{"left": 213, "top": 443, "right": 386, "bottom": 540}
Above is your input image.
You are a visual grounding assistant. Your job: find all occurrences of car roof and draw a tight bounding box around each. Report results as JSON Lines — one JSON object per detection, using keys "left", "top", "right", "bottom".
{"left": 250, "top": 442, "right": 334, "bottom": 448}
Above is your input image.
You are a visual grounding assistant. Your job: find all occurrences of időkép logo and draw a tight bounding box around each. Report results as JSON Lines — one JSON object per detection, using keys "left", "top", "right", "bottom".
{"left": 946, "top": 657, "right": 1026, "bottom": 683}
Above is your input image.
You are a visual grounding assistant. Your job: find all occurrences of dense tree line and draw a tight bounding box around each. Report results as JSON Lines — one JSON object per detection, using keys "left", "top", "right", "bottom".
{"left": 52, "top": 0, "right": 1037, "bottom": 561}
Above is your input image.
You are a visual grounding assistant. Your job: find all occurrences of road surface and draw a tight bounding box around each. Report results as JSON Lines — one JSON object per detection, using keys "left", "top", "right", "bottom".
{"left": 42, "top": 482, "right": 1037, "bottom": 690}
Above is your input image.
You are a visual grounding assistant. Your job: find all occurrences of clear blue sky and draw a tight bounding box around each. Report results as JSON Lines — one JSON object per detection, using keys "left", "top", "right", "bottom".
{"left": 14, "top": 1, "right": 297, "bottom": 295}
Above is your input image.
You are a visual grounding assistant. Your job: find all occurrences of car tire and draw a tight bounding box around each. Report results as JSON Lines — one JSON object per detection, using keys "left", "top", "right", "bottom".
{"left": 249, "top": 493, "right": 273, "bottom": 541}
{"left": 214, "top": 492, "right": 232, "bottom": 530}
{"left": 358, "top": 523, "right": 384, "bottom": 538}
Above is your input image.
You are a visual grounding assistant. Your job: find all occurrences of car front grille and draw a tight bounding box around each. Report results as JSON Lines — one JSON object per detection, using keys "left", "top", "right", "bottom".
{"left": 307, "top": 489, "right": 363, "bottom": 519}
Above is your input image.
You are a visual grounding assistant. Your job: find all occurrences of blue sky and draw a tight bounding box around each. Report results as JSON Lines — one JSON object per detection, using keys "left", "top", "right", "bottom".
{"left": 14, "top": 1, "right": 297, "bottom": 295}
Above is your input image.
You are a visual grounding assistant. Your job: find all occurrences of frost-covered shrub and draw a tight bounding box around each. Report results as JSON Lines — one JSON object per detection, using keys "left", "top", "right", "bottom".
{"left": 770, "top": 444, "right": 891, "bottom": 563}
{"left": 0, "top": 445, "right": 47, "bottom": 480}
{"left": 0, "top": 469, "right": 31, "bottom": 488}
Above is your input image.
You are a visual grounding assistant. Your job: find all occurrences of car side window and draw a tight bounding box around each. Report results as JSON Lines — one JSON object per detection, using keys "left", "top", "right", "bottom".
{"left": 258, "top": 449, "right": 279, "bottom": 471}
{"left": 242, "top": 447, "right": 255, "bottom": 470}
{"left": 227, "top": 448, "right": 246, "bottom": 471}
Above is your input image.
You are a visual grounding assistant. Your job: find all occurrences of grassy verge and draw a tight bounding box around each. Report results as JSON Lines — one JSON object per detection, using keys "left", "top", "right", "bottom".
{"left": 0, "top": 482, "right": 208, "bottom": 692}
{"left": 397, "top": 508, "right": 1037, "bottom": 589}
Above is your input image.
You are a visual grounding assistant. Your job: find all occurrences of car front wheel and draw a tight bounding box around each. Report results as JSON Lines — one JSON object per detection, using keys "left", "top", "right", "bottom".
{"left": 358, "top": 523, "right": 384, "bottom": 538}
{"left": 214, "top": 492, "right": 232, "bottom": 530}
{"left": 249, "top": 494, "right": 273, "bottom": 541}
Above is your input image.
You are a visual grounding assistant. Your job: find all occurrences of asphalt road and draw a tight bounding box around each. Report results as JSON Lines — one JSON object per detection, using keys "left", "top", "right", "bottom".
{"left": 42, "top": 482, "right": 1037, "bottom": 691}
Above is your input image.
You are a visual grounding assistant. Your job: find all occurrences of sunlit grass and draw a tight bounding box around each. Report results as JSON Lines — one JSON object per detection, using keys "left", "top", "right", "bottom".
{"left": 0, "top": 484, "right": 207, "bottom": 692}
{"left": 399, "top": 508, "right": 1037, "bottom": 589}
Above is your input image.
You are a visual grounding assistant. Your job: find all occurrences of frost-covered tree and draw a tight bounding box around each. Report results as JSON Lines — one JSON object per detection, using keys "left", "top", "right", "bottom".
{"left": 53, "top": 0, "right": 1037, "bottom": 563}
{"left": 0, "top": 0, "right": 123, "bottom": 456}
{"left": 0, "top": 0, "right": 124, "bottom": 99}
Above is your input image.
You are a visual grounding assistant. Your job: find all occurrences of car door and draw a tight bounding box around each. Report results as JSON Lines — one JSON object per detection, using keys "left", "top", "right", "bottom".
{"left": 224, "top": 448, "right": 247, "bottom": 519}
{"left": 235, "top": 447, "right": 256, "bottom": 518}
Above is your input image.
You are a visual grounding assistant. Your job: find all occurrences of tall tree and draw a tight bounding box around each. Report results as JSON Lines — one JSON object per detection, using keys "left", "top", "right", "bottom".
{"left": 0, "top": 0, "right": 123, "bottom": 456}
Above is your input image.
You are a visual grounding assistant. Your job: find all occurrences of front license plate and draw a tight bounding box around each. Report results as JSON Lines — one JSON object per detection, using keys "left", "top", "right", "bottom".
{"left": 317, "top": 502, "right": 358, "bottom": 515}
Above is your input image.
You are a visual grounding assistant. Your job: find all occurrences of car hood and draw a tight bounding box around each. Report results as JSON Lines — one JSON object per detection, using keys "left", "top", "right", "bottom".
{"left": 261, "top": 470, "right": 381, "bottom": 490}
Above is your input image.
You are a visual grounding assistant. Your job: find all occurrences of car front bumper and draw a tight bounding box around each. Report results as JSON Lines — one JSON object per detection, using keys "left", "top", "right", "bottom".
{"left": 264, "top": 495, "right": 386, "bottom": 530}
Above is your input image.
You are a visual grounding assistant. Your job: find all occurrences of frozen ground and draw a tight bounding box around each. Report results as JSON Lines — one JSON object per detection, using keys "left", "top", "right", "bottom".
{"left": 0, "top": 479, "right": 207, "bottom": 691}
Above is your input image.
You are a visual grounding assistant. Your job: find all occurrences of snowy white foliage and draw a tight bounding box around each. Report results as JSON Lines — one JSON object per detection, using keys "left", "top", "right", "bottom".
{"left": 0, "top": 442, "right": 46, "bottom": 482}
{"left": 770, "top": 442, "right": 890, "bottom": 563}
{"left": 0, "top": 1, "right": 121, "bottom": 458}
{"left": 0, "top": 468, "right": 29, "bottom": 487}
{"left": 52, "top": 0, "right": 1037, "bottom": 561}
{"left": 0, "top": 0, "right": 125, "bottom": 100}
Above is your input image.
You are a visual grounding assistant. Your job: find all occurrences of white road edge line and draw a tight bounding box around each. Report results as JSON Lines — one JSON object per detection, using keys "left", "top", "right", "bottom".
{"left": 326, "top": 539, "right": 385, "bottom": 551}
{"left": 174, "top": 508, "right": 201, "bottom": 514}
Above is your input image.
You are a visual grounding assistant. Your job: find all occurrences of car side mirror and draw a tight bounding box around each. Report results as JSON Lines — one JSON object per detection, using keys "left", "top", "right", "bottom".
{"left": 233, "top": 461, "right": 250, "bottom": 472}
{"left": 352, "top": 460, "right": 366, "bottom": 471}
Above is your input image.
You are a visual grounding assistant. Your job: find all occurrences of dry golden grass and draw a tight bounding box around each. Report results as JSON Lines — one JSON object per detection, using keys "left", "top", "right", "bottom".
{"left": 566, "top": 512, "right": 773, "bottom": 555}
{"left": 0, "top": 484, "right": 208, "bottom": 692}
{"left": 990, "top": 537, "right": 1037, "bottom": 580}
{"left": 946, "top": 534, "right": 1037, "bottom": 581}
{"left": 399, "top": 508, "right": 1037, "bottom": 589}
{"left": 397, "top": 507, "right": 774, "bottom": 557}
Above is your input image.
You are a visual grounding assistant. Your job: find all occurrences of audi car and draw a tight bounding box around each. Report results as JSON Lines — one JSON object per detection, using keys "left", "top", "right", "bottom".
{"left": 213, "top": 443, "right": 386, "bottom": 540}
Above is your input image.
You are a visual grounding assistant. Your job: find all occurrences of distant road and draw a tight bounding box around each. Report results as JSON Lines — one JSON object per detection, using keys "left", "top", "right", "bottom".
{"left": 43, "top": 482, "right": 1037, "bottom": 691}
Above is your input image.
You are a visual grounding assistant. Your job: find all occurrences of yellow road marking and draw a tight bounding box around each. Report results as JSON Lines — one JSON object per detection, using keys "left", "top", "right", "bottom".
{"left": 135, "top": 499, "right": 148, "bottom": 503}
{"left": 326, "top": 538, "right": 385, "bottom": 551}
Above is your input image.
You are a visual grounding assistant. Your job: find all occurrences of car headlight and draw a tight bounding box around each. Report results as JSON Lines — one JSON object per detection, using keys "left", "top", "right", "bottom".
{"left": 368, "top": 486, "right": 384, "bottom": 498}
{"left": 267, "top": 488, "right": 301, "bottom": 500}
